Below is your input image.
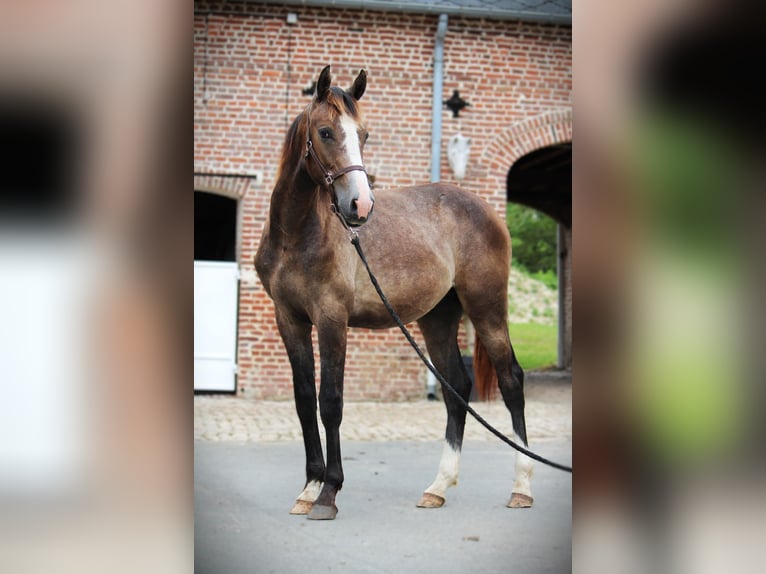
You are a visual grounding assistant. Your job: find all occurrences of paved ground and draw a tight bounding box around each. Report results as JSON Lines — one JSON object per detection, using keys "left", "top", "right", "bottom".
{"left": 194, "top": 373, "right": 571, "bottom": 443}
{"left": 194, "top": 373, "right": 571, "bottom": 574}
{"left": 195, "top": 439, "right": 572, "bottom": 574}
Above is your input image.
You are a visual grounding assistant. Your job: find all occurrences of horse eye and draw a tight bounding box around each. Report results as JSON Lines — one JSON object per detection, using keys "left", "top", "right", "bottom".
{"left": 363, "top": 132, "right": 369, "bottom": 143}
{"left": 318, "top": 128, "right": 333, "bottom": 141}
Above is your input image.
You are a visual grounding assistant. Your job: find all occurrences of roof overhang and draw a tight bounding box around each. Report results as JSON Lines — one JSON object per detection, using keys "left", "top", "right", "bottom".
{"left": 238, "top": 0, "right": 572, "bottom": 26}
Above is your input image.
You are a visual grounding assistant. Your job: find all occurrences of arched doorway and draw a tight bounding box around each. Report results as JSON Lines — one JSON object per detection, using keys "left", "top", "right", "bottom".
{"left": 507, "top": 143, "right": 572, "bottom": 369}
{"left": 194, "top": 191, "right": 239, "bottom": 392}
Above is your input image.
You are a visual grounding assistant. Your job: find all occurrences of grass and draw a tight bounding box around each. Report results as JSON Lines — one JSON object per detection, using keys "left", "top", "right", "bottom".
{"left": 509, "top": 322, "right": 557, "bottom": 371}
{"left": 528, "top": 269, "right": 558, "bottom": 290}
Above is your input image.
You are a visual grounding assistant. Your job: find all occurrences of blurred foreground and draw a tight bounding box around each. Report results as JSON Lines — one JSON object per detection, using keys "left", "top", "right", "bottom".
{"left": 0, "top": 2, "right": 190, "bottom": 572}
{"left": 575, "top": 1, "right": 766, "bottom": 572}
{"left": 1, "top": 0, "right": 765, "bottom": 572}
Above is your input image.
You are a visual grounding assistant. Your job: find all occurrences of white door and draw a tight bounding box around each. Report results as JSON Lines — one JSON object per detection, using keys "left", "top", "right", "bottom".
{"left": 194, "top": 261, "right": 239, "bottom": 391}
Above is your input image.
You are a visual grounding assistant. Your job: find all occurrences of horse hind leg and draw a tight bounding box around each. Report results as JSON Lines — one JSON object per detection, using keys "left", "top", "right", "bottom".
{"left": 415, "top": 291, "right": 471, "bottom": 509}
{"left": 504, "top": 349, "right": 534, "bottom": 508}
{"left": 473, "top": 319, "right": 534, "bottom": 508}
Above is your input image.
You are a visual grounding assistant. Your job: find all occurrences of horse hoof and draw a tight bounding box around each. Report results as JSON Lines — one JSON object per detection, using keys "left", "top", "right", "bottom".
{"left": 416, "top": 493, "right": 445, "bottom": 508}
{"left": 307, "top": 504, "right": 338, "bottom": 520}
{"left": 508, "top": 493, "right": 533, "bottom": 508}
{"left": 289, "top": 500, "right": 314, "bottom": 515}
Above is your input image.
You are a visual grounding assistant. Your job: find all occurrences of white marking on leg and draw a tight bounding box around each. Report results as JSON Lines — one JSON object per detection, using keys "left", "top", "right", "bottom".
{"left": 339, "top": 114, "right": 373, "bottom": 218}
{"left": 511, "top": 432, "right": 534, "bottom": 499}
{"left": 424, "top": 442, "right": 461, "bottom": 499}
{"left": 296, "top": 479, "right": 323, "bottom": 502}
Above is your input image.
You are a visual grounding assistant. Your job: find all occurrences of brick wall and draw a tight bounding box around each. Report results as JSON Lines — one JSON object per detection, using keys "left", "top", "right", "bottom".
{"left": 194, "top": 1, "right": 572, "bottom": 400}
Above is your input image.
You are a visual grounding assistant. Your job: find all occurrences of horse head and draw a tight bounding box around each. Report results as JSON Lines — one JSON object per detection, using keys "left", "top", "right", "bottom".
{"left": 304, "top": 65, "right": 374, "bottom": 227}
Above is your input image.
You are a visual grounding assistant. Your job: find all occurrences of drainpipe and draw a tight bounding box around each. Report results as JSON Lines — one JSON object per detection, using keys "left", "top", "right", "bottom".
{"left": 426, "top": 14, "right": 449, "bottom": 399}
{"left": 430, "top": 14, "right": 448, "bottom": 183}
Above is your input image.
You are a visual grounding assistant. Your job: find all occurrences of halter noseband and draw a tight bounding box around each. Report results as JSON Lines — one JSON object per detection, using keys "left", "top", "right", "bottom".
{"left": 304, "top": 104, "right": 368, "bottom": 187}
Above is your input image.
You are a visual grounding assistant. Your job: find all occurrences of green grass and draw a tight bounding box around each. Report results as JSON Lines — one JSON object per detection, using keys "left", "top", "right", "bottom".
{"left": 509, "top": 322, "right": 557, "bottom": 371}
{"left": 528, "top": 269, "right": 558, "bottom": 290}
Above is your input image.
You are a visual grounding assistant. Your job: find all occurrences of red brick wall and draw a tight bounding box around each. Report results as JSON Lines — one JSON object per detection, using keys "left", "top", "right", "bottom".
{"left": 194, "top": 1, "right": 572, "bottom": 400}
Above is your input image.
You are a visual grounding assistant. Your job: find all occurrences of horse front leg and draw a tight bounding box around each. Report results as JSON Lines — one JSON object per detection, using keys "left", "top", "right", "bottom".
{"left": 276, "top": 311, "right": 325, "bottom": 515}
{"left": 417, "top": 343, "right": 471, "bottom": 509}
{"left": 416, "top": 294, "right": 467, "bottom": 509}
{"left": 307, "top": 320, "right": 348, "bottom": 520}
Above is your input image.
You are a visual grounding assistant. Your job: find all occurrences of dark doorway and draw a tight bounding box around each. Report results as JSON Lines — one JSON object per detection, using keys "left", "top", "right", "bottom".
{"left": 507, "top": 142, "right": 572, "bottom": 370}
{"left": 507, "top": 143, "right": 571, "bottom": 227}
{"left": 195, "top": 191, "right": 236, "bottom": 261}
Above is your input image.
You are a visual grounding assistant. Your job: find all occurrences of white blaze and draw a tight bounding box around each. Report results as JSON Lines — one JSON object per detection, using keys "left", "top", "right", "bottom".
{"left": 339, "top": 114, "right": 373, "bottom": 218}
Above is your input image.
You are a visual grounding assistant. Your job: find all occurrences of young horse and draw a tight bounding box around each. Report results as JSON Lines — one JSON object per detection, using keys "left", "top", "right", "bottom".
{"left": 255, "top": 65, "right": 533, "bottom": 520}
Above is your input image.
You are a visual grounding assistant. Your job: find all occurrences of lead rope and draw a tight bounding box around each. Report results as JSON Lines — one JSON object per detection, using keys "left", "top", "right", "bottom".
{"left": 334, "top": 208, "right": 572, "bottom": 473}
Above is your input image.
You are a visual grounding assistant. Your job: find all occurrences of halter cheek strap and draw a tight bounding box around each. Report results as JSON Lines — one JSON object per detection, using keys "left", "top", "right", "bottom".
{"left": 305, "top": 138, "right": 367, "bottom": 186}
{"left": 304, "top": 104, "right": 368, "bottom": 186}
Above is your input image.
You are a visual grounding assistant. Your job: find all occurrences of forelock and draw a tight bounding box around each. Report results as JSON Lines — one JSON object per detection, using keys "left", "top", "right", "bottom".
{"left": 326, "top": 86, "right": 359, "bottom": 118}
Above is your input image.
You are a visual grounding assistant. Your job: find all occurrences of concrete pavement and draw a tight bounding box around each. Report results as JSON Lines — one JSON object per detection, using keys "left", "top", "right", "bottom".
{"left": 195, "top": 439, "right": 572, "bottom": 574}
{"left": 194, "top": 375, "right": 572, "bottom": 573}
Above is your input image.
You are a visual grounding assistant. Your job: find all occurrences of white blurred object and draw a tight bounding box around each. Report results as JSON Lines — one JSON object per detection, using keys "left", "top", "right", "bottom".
{"left": 447, "top": 133, "right": 471, "bottom": 181}
{"left": 0, "top": 231, "right": 91, "bottom": 496}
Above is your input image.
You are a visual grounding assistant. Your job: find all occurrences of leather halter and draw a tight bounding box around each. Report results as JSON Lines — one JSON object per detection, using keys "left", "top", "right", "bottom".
{"left": 304, "top": 104, "right": 367, "bottom": 187}
{"left": 305, "top": 139, "right": 367, "bottom": 186}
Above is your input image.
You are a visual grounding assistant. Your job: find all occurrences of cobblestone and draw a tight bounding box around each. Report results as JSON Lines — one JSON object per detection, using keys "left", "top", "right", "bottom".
{"left": 195, "top": 375, "right": 571, "bottom": 443}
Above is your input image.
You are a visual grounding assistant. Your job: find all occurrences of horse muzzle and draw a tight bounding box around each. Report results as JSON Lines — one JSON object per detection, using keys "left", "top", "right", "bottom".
{"left": 353, "top": 191, "right": 374, "bottom": 220}
{"left": 345, "top": 195, "right": 374, "bottom": 227}
{"left": 336, "top": 182, "right": 374, "bottom": 227}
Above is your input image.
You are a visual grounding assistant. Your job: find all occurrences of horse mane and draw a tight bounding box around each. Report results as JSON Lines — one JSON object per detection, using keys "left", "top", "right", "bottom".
{"left": 274, "top": 112, "right": 308, "bottom": 188}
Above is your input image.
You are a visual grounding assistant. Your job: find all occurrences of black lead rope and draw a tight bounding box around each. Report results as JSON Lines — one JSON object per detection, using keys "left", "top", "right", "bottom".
{"left": 343, "top": 224, "right": 572, "bottom": 473}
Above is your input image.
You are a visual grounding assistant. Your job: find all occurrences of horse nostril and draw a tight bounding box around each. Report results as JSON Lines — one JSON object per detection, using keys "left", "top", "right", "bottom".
{"left": 349, "top": 199, "right": 367, "bottom": 223}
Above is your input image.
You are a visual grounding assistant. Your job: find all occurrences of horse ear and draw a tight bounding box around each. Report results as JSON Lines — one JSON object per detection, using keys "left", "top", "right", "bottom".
{"left": 315, "top": 65, "right": 332, "bottom": 102}
{"left": 348, "top": 69, "right": 367, "bottom": 100}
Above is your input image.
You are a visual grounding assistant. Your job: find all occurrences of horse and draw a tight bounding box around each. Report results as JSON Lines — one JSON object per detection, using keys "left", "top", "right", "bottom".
{"left": 254, "top": 65, "right": 533, "bottom": 520}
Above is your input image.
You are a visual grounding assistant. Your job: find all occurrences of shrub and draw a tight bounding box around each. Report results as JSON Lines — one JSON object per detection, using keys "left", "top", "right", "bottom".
{"left": 507, "top": 203, "right": 558, "bottom": 277}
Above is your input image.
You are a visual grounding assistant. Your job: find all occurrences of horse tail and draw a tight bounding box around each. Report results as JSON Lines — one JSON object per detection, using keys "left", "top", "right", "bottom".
{"left": 472, "top": 335, "right": 498, "bottom": 401}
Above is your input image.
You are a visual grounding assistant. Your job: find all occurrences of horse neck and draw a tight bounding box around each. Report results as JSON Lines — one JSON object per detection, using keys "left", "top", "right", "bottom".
{"left": 269, "top": 164, "right": 330, "bottom": 243}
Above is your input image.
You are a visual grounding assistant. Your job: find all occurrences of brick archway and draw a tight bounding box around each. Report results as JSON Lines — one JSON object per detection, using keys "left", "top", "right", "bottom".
{"left": 464, "top": 109, "right": 573, "bottom": 369}
{"left": 465, "top": 109, "right": 572, "bottom": 216}
{"left": 480, "top": 108, "right": 573, "bottom": 171}
{"left": 194, "top": 174, "right": 253, "bottom": 200}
